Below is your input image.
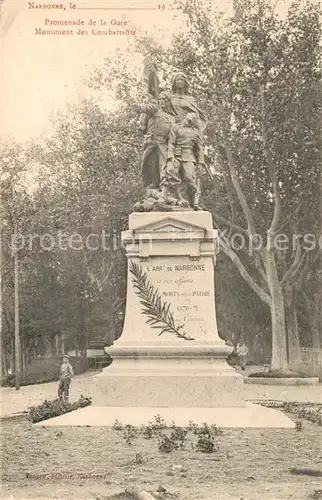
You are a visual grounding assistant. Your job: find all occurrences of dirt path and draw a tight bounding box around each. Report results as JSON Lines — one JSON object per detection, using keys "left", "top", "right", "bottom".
{"left": 1, "top": 369, "right": 321, "bottom": 418}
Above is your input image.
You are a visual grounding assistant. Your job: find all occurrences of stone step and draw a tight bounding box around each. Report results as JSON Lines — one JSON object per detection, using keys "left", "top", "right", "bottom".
{"left": 35, "top": 403, "right": 295, "bottom": 428}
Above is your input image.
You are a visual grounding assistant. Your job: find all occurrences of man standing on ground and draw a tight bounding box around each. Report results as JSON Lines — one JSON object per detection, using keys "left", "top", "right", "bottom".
{"left": 236, "top": 342, "right": 249, "bottom": 371}
{"left": 58, "top": 355, "right": 74, "bottom": 402}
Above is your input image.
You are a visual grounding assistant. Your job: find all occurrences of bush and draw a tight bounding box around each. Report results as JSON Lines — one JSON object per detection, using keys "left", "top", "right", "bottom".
{"left": 158, "top": 433, "right": 180, "bottom": 453}
{"left": 110, "top": 416, "right": 223, "bottom": 455}
{"left": 192, "top": 422, "right": 223, "bottom": 437}
{"left": 123, "top": 425, "right": 139, "bottom": 446}
{"left": 195, "top": 433, "right": 217, "bottom": 453}
{"left": 141, "top": 424, "right": 155, "bottom": 439}
{"left": 151, "top": 414, "right": 167, "bottom": 430}
{"left": 297, "top": 406, "right": 322, "bottom": 426}
{"left": 256, "top": 401, "right": 322, "bottom": 426}
{"left": 140, "top": 414, "right": 167, "bottom": 439}
{"left": 169, "top": 424, "right": 188, "bottom": 448}
{"left": 248, "top": 370, "right": 312, "bottom": 378}
{"left": 28, "top": 395, "right": 92, "bottom": 423}
{"left": 157, "top": 424, "right": 189, "bottom": 453}
{"left": 113, "top": 419, "right": 124, "bottom": 431}
{"left": 192, "top": 423, "right": 221, "bottom": 453}
{"left": 4, "top": 356, "right": 86, "bottom": 387}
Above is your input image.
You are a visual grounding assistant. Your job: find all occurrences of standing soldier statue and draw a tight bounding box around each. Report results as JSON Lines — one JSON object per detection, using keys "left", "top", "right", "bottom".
{"left": 133, "top": 91, "right": 177, "bottom": 190}
{"left": 161, "top": 112, "right": 204, "bottom": 210}
{"left": 133, "top": 60, "right": 207, "bottom": 211}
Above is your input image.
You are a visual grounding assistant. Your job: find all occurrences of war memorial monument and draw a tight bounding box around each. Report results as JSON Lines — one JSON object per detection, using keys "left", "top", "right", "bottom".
{"left": 40, "top": 66, "right": 294, "bottom": 428}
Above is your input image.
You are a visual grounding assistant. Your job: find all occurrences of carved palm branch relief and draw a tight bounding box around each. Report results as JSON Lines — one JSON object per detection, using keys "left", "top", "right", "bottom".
{"left": 129, "top": 261, "right": 194, "bottom": 341}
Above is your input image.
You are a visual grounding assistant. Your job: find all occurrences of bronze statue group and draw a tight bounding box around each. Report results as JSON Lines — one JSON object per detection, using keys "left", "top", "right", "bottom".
{"left": 133, "top": 70, "right": 207, "bottom": 212}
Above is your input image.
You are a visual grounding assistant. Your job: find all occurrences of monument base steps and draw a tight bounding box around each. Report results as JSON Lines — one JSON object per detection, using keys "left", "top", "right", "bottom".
{"left": 95, "top": 343, "right": 245, "bottom": 407}
{"left": 35, "top": 404, "right": 295, "bottom": 428}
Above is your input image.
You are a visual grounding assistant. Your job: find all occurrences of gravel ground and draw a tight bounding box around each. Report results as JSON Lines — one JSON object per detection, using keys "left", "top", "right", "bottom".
{"left": 1, "top": 413, "right": 321, "bottom": 500}
{"left": 1, "top": 370, "right": 321, "bottom": 499}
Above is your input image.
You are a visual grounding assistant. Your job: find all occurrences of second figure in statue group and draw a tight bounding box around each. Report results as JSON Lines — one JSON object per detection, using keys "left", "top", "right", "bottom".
{"left": 133, "top": 70, "right": 207, "bottom": 212}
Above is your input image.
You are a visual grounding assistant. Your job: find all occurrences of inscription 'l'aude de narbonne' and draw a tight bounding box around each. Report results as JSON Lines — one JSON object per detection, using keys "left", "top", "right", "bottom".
{"left": 143, "top": 260, "right": 211, "bottom": 326}
{"left": 147, "top": 264, "right": 205, "bottom": 272}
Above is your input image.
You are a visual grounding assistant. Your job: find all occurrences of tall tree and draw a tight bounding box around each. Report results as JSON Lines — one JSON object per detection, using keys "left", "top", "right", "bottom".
{"left": 163, "top": 0, "right": 321, "bottom": 370}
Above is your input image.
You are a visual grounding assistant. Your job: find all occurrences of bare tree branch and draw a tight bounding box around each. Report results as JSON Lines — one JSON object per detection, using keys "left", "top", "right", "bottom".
{"left": 212, "top": 212, "right": 248, "bottom": 236}
{"left": 220, "top": 240, "right": 271, "bottom": 306}
{"left": 218, "top": 163, "right": 238, "bottom": 230}
{"left": 275, "top": 198, "right": 304, "bottom": 234}
{"left": 294, "top": 252, "right": 312, "bottom": 290}
{"left": 281, "top": 244, "right": 303, "bottom": 285}
{"left": 261, "top": 88, "right": 282, "bottom": 236}
{"left": 224, "top": 142, "right": 258, "bottom": 237}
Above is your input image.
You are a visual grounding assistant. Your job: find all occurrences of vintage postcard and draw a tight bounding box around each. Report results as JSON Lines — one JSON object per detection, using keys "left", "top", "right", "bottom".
{"left": 1, "top": 0, "right": 321, "bottom": 499}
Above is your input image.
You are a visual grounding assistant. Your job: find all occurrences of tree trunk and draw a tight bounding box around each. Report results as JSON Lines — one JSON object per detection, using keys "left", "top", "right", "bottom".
{"left": 2, "top": 349, "right": 7, "bottom": 376}
{"left": 43, "top": 336, "right": 53, "bottom": 357}
{"left": 75, "top": 333, "right": 78, "bottom": 356}
{"left": 0, "top": 229, "right": 2, "bottom": 377}
{"left": 311, "top": 296, "right": 321, "bottom": 349}
{"left": 82, "top": 334, "right": 87, "bottom": 369}
{"left": 300, "top": 286, "right": 321, "bottom": 349}
{"left": 265, "top": 248, "right": 288, "bottom": 371}
{"left": 105, "top": 300, "right": 117, "bottom": 342}
{"left": 284, "top": 283, "right": 301, "bottom": 371}
{"left": 11, "top": 337, "right": 15, "bottom": 372}
{"left": 55, "top": 334, "right": 60, "bottom": 355}
{"left": 21, "top": 341, "right": 24, "bottom": 371}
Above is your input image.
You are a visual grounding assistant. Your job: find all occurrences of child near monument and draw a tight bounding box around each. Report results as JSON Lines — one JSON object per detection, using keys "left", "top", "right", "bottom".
{"left": 58, "top": 355, "right": 74, "bottom": 402}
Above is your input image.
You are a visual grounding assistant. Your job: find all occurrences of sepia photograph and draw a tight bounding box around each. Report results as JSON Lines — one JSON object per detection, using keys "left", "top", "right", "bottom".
{"left": 1, "top": 0, "right": 321, "bottom": 499}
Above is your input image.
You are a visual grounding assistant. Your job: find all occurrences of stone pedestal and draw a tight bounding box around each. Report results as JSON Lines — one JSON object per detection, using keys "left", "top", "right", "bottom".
{"left": 36, "top": 210, "right": 294, "bottom": 428}
{"left": 96, "top": 211, "right": 245, "bottom": 407}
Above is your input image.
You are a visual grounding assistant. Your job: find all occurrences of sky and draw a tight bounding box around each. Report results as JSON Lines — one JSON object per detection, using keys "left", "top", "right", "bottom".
{"left": 1, "top": 0, "right": 296, "bottom": 142}
{"left": 1, "top": 0, "right": 184, "bottom": 141}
